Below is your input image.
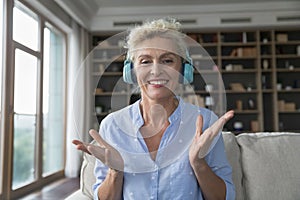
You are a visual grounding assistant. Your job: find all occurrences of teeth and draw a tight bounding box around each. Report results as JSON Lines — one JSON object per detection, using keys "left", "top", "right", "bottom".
{"left": 149, "top": 80, "right": 168, "bottom": 85}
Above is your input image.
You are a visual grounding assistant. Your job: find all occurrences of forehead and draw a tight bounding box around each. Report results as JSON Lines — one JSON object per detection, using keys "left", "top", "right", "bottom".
{"left": 132, "top": 37, "right": 179, "bottom": 57}
{"left": 135, "top": 49, "right": 178, "bottom": 59}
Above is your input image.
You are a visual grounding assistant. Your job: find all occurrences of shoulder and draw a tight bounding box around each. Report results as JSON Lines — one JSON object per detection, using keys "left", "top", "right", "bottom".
{"left": 183, "top": 101, "right": 218, "bottom": 120}
{"left": 182, "top": 100, "right": 218, "bottom": 128}
{"left": 198, "top": 107, "right": 218, "bottom": 125}
{"left": 100, "top": 104, "right": 133, "bottom": 129}
{"left": 98, "top": 102, "right": 138, "bottom": 139}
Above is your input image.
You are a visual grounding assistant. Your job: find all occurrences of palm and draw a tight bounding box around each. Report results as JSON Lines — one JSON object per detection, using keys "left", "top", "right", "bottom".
{"left": 189, "top": 110, "right": 234, "bottom": 162}
{"left": 73, "top": 129, "right": 124, "bottom": 171}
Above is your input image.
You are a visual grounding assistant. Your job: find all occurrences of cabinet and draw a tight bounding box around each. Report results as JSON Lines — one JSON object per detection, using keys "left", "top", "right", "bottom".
{"left": 91, "top": 28, "right": 300, "bottom": 133}
{"left": 273, "top": 30, "right": 300, "bottom": 131}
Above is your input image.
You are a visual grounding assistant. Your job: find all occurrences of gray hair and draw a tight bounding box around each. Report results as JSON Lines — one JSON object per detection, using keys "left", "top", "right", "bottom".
{"left": 125, "top": 18, "right": 188, "bottom": 61}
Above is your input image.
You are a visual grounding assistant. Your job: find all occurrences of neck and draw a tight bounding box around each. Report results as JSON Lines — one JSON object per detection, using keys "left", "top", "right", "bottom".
{"left": 139, "top": 96, "right": 179, "bottom": 125}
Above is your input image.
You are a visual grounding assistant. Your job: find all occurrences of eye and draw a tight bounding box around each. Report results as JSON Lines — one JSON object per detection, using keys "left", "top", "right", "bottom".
{"left": 140, "top": 59, "right": 152, "bottom": 65}
{"left": 162, "top": 58, "right": 174, "bottom": 64}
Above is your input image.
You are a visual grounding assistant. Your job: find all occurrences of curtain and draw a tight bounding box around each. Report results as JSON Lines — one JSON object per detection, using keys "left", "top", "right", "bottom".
{"left": 65, "top": 20, "right": 92, "bottom": 177}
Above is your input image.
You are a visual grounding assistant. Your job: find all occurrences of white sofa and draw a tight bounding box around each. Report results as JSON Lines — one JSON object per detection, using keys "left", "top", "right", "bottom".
{"left": 66, "top": 132, "right": 300, "bottom": 200}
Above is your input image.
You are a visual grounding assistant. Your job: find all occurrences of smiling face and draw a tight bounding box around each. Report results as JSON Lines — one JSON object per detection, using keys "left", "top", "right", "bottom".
{"left": 132, "top": 37, "right": 182, "bottom": 101}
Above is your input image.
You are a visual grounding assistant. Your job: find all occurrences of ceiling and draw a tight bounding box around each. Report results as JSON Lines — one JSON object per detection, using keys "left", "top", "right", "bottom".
{"left": 54, "top": 0, "right": 300, "bottom": 32}
{"left": 89, "top": 0, "right": 295, "bottom": 7}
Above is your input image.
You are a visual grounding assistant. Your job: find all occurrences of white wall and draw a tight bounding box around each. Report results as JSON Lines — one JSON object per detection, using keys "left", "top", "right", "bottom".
{"left": 89, "top": 2, "right": 300, "bottom": 32}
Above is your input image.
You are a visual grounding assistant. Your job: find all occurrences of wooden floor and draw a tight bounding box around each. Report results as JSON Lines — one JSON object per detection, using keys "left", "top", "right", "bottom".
{"left": 20, "top": 178, "right": 80, "bottom": 200}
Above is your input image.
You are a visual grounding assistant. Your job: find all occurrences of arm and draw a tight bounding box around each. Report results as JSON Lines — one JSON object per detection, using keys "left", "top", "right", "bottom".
{"left": 191, "top": 157, "right": 226, "bottom": 200}
{"left": 73, "top": 129, "right": 125, "bottom": 200}
{"left": 189, "top": 111, "right": 234, "bottom": 200}
{"left": 96, "top": 168, "right": 123, "bottom": 200}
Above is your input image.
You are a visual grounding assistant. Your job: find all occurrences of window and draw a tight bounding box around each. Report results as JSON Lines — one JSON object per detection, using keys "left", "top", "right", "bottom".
{"left": 13, "top": 49, "right": 38, "bottom": 189}
{"left": 13, "top": 3, "right": 38, "bottom": 51}
{"left": 0, "top": 0, "right": 67, "bottom": 198}
{"left": 12, "top": 4, "right": 39, "bottom": 189}
{"left": 42, "top": 25, "right": 65, "bottom": 176}
{"left": 8, "top": 0, "right": 66, "bottom": 196}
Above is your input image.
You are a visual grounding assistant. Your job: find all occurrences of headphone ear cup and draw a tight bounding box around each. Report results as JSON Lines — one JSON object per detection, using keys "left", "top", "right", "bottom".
{"left": 182, "top": 63, "right": 194, "bottom": 84}
{"left": 123, "top": 59, "right": 136, "bottom": 84}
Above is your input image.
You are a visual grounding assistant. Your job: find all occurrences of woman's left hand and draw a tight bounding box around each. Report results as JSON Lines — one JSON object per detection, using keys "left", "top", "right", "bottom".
{"left": 189, "top": 110, "right": 234, "bottom": 165}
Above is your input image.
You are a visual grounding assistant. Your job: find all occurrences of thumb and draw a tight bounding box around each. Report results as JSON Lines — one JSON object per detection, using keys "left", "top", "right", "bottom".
{"left": 89, "top": 129, "right": 108, "bottom": 148}
{"left": 196, "top": 115, "right": 203, "bottom": 136}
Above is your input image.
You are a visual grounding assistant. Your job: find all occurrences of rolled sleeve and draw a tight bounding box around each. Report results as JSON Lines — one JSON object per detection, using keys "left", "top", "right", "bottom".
{"left": 205, "top": 134, "right": 236, "bottom": 200}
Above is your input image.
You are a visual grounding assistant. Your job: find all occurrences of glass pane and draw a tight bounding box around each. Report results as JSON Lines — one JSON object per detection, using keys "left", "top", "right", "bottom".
{"left": 13, "top": 3, "right": 38, "bottom": 51}
{"left": 42, "top": 26, "right": 65, "bottom": 175}
{"left": 13, "top": 49, "right": 37, "bottom": 189}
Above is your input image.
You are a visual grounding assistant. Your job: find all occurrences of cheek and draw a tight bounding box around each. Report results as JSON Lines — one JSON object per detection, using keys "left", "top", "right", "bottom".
{"left": 168, "top": 66, "right": 182, "bottom": 80}
{"left": 135, "top": 67, "right": 148, "bottom": 83}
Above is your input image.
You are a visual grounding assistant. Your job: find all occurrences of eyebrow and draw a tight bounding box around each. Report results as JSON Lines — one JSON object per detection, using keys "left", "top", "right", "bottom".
{"left": 137, "top": 52, "right": 177, "bottom": 59}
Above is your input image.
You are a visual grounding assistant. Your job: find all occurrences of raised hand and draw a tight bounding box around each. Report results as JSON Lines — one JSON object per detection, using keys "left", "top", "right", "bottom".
{"left": 189, "top": 110, "right": 234, "bottom": 164}
{"left": 72, "top": 129, "right": 124, "bottom": 171}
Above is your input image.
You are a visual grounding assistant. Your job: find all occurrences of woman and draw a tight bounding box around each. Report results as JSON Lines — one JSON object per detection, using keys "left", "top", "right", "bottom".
{"left": 73, "top": 18, "right": 235, "bottom": 200}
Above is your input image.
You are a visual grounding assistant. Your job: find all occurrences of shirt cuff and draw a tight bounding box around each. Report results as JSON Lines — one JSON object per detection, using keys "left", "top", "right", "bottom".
{"left": 225, "top": 179, "right": 236, "bottom": 200}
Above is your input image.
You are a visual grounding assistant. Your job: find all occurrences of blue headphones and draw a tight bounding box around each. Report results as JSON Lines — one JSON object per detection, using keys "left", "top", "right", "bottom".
{"left": 123, "top": 51, "right": 193, "bottom": 84}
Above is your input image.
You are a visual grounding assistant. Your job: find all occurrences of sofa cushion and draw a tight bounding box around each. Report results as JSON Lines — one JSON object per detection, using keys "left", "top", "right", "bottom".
{"left": 80, "top": 142, "right": 96, "bottom": 198}
{"left": 237, "top": 132, "right": 300, "bottom": 200}
{"left": 222, "top": 132, "right": 244, "bottom": 200}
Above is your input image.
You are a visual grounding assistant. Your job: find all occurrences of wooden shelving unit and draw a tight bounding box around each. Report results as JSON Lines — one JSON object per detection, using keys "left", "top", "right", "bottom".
{"left": 91, "top": 28, "right": 300, "bottom": 133}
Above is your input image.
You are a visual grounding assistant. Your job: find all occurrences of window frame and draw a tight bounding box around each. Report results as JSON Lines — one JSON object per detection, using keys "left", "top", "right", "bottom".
{"left": 0, "top": 0, "right": 68, "bottom": 198}
{"left": 0, "top": 0, "right": 5, "bottom": 197}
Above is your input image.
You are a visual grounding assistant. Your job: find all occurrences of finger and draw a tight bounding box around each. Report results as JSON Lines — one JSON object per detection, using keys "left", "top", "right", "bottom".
{"left": 78, "top": 145, "right": 91, "bottom": 155}
{"left": 89, "top": 129, "right": 109, "bottom": 148}
{"left": 76, "top": 145, "right": 91, "bottom": 154}
{"left": 195, "top": 115, "right": 203, "bottom": 136}
{"left": 211, "top": 110, "right": 234, "bottom": 134}
{"left": 87, "top": 144, "right": 106, "bottom": 161}
{"left": 72, "top": 139, "right": 85, "bottom": 146}
{"left": 223, "top": 110, "right": 235, "bottom": 121}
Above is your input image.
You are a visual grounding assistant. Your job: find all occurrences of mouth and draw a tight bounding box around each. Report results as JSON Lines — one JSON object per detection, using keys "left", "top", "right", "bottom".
{"left": 147, "top": 79, "right": 169, "bottom": 86}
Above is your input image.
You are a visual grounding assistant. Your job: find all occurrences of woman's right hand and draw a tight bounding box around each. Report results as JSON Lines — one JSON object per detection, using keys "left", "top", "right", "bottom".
{"left": 72, "top": 129, "right": 124, "bottom": 171}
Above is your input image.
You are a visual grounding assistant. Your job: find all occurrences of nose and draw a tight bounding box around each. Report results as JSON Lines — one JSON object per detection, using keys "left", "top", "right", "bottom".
{"left": 150, "top": 62, "right": 162, "bottom": 76}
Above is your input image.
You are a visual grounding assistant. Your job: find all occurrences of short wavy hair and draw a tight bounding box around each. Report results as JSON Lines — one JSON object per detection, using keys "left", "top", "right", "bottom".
{"left": 125, "top": 17, "right": 188, "bottom": 61}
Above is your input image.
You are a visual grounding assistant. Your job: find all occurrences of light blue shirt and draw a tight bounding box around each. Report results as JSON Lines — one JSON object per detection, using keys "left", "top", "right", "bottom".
{"left": 93, "top": 97, "right": 235, "bottom": 200}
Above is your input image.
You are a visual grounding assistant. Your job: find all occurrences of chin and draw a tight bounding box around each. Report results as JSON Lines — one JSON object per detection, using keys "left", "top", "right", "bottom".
{"left": 145, "top": 88, "right": 175, "bottom": 100}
